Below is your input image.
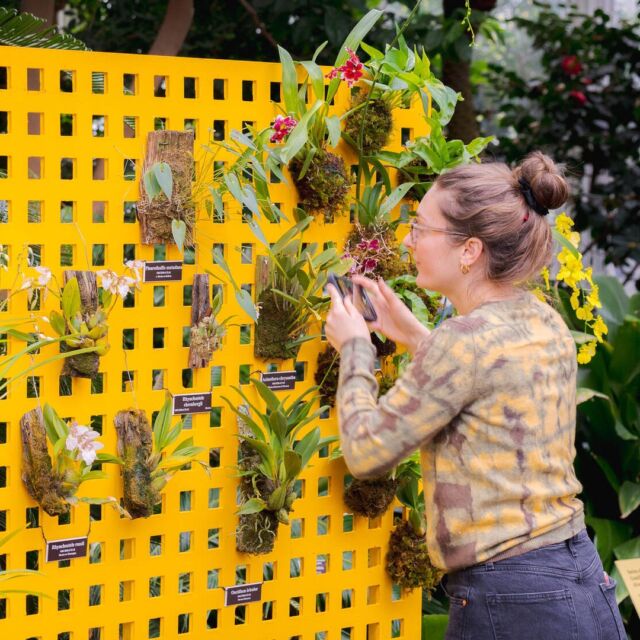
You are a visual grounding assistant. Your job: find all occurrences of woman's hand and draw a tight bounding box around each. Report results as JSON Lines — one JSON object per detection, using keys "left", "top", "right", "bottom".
{"left": 325, "top": 285, "right": 370, "bottom": 352}
{"left": 352, "top": 275, "right": 430, "bottom": 355}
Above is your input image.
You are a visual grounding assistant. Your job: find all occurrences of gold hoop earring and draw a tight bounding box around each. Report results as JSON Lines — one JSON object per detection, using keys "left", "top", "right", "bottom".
{"left": 459, "top": 262, "right": 470, "bottom": 275}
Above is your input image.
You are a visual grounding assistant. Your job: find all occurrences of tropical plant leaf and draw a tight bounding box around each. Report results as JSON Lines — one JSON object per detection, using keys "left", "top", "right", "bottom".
{"left": 171, "top": 219, "right": 187, "bottom": 253}
{"left": 153, "top": 162, "right": 173, "bottom": 200}
{"left": 0, "top": 8, "right": 88, "bottom": 50}
{"left": 61, "top": 277, "right": 81, "bottom": 321}
{"left": 237, "top": 498, "right": 266, "bottom": 515}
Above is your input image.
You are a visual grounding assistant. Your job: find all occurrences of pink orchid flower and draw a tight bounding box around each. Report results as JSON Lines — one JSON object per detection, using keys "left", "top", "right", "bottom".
{"left": 326, "top": 48, "right": 364, "bottom": 88}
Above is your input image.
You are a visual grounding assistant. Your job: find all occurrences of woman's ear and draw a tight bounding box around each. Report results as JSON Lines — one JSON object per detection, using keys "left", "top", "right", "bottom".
{"left": 462, "top": 237, "right": 484, "bottom": 266}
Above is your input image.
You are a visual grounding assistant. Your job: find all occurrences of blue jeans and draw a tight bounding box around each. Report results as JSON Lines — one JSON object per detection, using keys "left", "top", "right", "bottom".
{"left": 442, "top": 529, "right": 627, "bottom": 640}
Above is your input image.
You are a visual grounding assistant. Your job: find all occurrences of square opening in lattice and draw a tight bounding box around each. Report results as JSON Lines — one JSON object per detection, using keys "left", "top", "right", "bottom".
{"left": 26, "top": 200, "right": 41, "bottom": 224}
{"left": 208, "top": 487, "right": 220, "bottom": 509}
{"left": 119, "top": 580, "right": 133, "bottom": 602}
{"left": 391, "top": 619, "right": 404, "bottom": 638}
{"left": 58, "top": 588, "right": 71, "bottom": 610}
{"left": 148, "top": 618, "right": 161, "bottom": 638}
{"left": 208, "top": 448, "right": 221, "bottom": 469}
{"left": 234, "top": 605, "right": 246, "bottom": 625}
{"left": 92, "top": 115, "right": 105, "bottom": 137}
{"left": 123, "top": 73, "right": 136, "bottom": 95}
{"left": 367, "top": 585, "right": 380, "bottom": 605}
{"left": 152, "top": 328, "right": 165, "bottom": 349}
{"left": 401, "top": 127, "right": 412, "bottom": 145}
{"left": 213, "top": 78, "right": 225, "bottom": 100}
{"left": 0, "top": 67, "right": 6, "bottom": 90}
{"left": 208, "top": 528, "right": 219, "bottom": 549}
{"left": 153, "top": 285, "right": 165, "bottom": 307}
{"left": 89, "top": 542, "right": 102, "bottom": 564}
{"left": 154, "top": 76, "right": 167, "bottom": 97}
{"left": 89, "top": 584, "right": 102, "bottom": 606}
{"left": 122, "top": 328, "right": 135, "bottom": 350}
{"left": 184, "top": 118, "right": 196, "bottom": 133}
{"left": 317, "top": 515, "right": 329, "bottom": 535}
{"left": 27, "top": 68, "right": 41, "bottom": 91}
{"left": 211, "top": 366, "right": 223, "bottom": 387}
{"left": 60, "top": 158, "right": 74, "bottom": 179}
{"left": 0, "top": 111, "right": 7, "bottom": 134}
{"left": 270, "top": 81, "right": 280, "bottom": 102}
{"left": 26, "top": 594, "right": 39, "bottom": 614}
{"left": 60, "top": 70, "right": 74, "bottom": 92}
{"left": 213, "top": 119, "right": 225, "bottom": 140}
{"left": 27, "top": 157, "right": 41, "bottom": 179}
{"left": 121, "top": 370, "right": 135, "bottom": 393}
{"left": 343, "top": 550, "right": 354, "bottom": 570}
{"left": 392, "top": 583, "right": 402, "bottom": 601}
{"left": 179, "top": 531, "right": 192, "bottom": 552}
{"left": 181, "top": 368, "right": 193, "bottom": 388}
{"left": 149, "top": 535, "right": 162, "bottom": 556}
{"left": 288, "top": 556, "right": 303, "bottom": 579}
{"left": 123, "top": 243, "right": 135, "bottom": 262}
{"left": 92, "top": 71, "right": 105, "bottom": 94}
{"left": 26, "top": 549, "right": 38, "bottom": 570}
{"left": 179, "top": 490, "right": 192, "bottom": 512}
{"left": 122, "top": 201, "right": 136, "bottom": 223}
{"left": 289, "top": 596, "right": 302, "bottom": 617}
{"left": 58, "top": 510, "right": 71, "bottom": 526}
{"left": 90, "top": 373, "right": 104, "bottom": 394}
{"left": 154, "top": 116, "right": 166, "bottom": 131}
{"left": 368, "top": 547, "right": 381, "bottom": 568}
{"left": 182, "top": 284, "right": 192, "bottom": 305}
{"left": 263, "top": 561, "right": 275, "bottom": 581}
{"left": 149, "top": 576, "right": 162, "bottom": 597}
{"left": 262, "top": 600, "right": 274, "bottom": 620}
{"left": 238, "top": 364, "right": 250, "bottom": 384}
{"left": 120, "top": 538, "right": 134, "bottom": 560}
{"left": 178, "top": 572, "right": 191, "bottom": 593}
{"left": 60, "top": 114, "right": 73, "bottom": 136}
{"left": 343, "top": 514, "right": 354, "bottom": 532}
{"left": 93, "top": 157, "right": 108, "bottom": 181}
{"left": 124, "top": 115, "right": 136, "bottom": 138}
{"left": 290, "top": 518, "right": 304, "bottom": 539}
{"left": 207, "top": 609, "right": 218, "bottom": 629}
{"left": 89, "top": 504, "right": 102, "bottom": 521}
{"left": 0, "top": 466, "right": 5, "bottom": 489}
{"left": 26, "top": 376, "right": 40, "bottom": 398}
{"left": 123, "top": 158, "right": 136, "bottom": 180}
{"left": 316, "top": 592, "right": 328, "bottom": 613}
{"left": 184, "top": 77, "right": 196, "bottom": 99}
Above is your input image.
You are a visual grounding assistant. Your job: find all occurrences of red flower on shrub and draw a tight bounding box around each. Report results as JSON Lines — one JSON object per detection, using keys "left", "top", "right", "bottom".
{"left": 569, "top": 90, "right": 587, "bottom": 106}
{"left": 269, "top": 115, "right": 297, "bottom": 143}
{"left": 326, "top": 48, "right": 364, "bottom": 87}
{"left": 561, "top": 55, "right": 583, "bottom": 77}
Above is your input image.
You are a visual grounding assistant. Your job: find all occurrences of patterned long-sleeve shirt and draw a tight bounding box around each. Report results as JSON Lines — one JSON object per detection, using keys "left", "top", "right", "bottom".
{"left": 337, "top": 292, "right": 585, "bottom": 572}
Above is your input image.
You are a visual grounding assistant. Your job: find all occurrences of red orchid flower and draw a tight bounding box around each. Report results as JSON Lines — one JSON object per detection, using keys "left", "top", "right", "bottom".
{"left": 368, "top": 239, "right": 380, "bottom": 251}
{"left": 326, "top": 48, "right": 364, "bottom": 88}
{"left": 269, "top": 115, "right": 297, "bottom": 143}
{"left": 362, "top": 258, "right": 378, "bottom": 273}
{"left": 569, "top": 90, "right": 587, "bottom": 106}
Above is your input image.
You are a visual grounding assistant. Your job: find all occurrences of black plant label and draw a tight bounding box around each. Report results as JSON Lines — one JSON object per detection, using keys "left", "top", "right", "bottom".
{"left": 261, "top": 370, "right": 296, "bottom": 391}
{"left": 143, "top": 261, "right": 183, "bottom": 282}
{"left": 172, "top": 392, "right": 212, "bottom": 415}
{"left": 223, "top": 582, "right": 262, "bottom": 606}
{"left": 45, "top": 536, "right": 88, "bottom": 562}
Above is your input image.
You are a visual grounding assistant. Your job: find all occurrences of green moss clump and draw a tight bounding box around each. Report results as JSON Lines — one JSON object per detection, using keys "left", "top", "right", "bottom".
{"left": 61, "top": 345, "right": 99, "bottom": 378}
{"left": 115, "top": 409, "right": 157, "bottom": 519}
{"left": 254, "top": 288, "right": 300, "bottom": 360}
{"left": 344, "top": 94, "right": 393, "bottom": 155}
{"left": 290, "top": 150, "right": 350, "bottom": 216}
{"left": 20, "top": 408, "right": 70, "bottom": 517}
{"left": 344, "top": 476, "right": 399, "bottom": 518}
{"left": 386, "top": 520, "right": 444, "bottom": 593}
{"left": 315, "top": 346, "right": 340, "bottom": 407}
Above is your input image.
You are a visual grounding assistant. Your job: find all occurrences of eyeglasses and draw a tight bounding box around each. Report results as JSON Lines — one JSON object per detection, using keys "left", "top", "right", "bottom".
{"left": 409, "top": 219, "right": 468, "bottom": 244}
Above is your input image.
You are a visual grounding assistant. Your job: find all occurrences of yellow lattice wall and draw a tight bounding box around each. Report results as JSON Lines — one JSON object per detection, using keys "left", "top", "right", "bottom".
{"left": 0, "top": 45, "right": 429, "bottom": 640}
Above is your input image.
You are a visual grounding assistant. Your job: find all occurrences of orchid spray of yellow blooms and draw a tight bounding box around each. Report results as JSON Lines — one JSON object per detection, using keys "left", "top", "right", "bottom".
{"left": 537, "top": 213, "right": 608, "bottom": 364}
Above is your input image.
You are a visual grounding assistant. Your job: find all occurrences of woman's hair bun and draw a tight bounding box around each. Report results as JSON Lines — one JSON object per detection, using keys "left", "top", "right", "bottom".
{"left": 515, "top": 151, "right": 569, "bottom": 211}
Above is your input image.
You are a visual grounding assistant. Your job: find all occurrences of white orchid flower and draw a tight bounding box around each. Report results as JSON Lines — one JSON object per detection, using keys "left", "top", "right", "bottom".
{"left": 115, "top": 276, "right": 136, "bottom": 299}
{"left": 65, "top": 422, "right": 104, "bottom": 466}
{"left": 20, "top": 277, "right": 34, "bottom": 290}
{"left": 34, "top": 266, "right": 52, "bottom": 286}
{"left": 125, "top": 260, "right": 145, "bottom": 282}
{"left": 97, "top": 269, "right": 117, "bottom": 293}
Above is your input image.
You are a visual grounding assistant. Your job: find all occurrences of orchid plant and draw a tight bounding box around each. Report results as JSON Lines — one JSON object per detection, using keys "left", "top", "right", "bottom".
{"left": 20, "top": 403, "right": 124, "bottom": 517}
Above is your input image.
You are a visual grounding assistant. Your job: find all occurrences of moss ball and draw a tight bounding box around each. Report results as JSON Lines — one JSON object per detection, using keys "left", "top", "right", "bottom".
{"left": 344, "top": 94, "right": 393, "bottom": 155}
{"left": 344, "top": 476, "right": 399, "bottom": 518}
{"left": 386, "top": 520, "right": 444, "bottom": 592}
{"left": 290, "top": 150, "right": 350, "bottom": 216}
{"left": 236, "top": 510, "right": 280, "bottom": 555}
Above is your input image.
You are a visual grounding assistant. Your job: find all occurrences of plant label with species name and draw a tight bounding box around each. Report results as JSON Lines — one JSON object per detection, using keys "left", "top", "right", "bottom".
{"left": 172, "top": 392, "right": 212, "bottom": 415}
{"left": 223, "top": 582, "right": 262, "bottom": 606}
{"left": 45, "top": 536, "right": 88, "bottom": 562}
{"left": 143, "top": 260, "right": 183, "bottom": 282}
{"left": 261, "top": 370, "right": 296, "bottom": 391}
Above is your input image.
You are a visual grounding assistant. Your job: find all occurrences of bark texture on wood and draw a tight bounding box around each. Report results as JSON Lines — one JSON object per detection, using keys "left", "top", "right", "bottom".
{"left": 138, "top": 130, "right": 195, "bottom": 245}
{"left": 188, "top": 274, "right": 214, "bottom": 369}
{"left": 20, "top": 407, "right": 69, "bottom": 516}
{"left": 255, "top": 256, "right": 270, "bottom": 300}
{"left": 115, "top": 409, "right": 157, "bottom": 519}
{"left": 61, "top": 270, "right": 100, "bottom": 378}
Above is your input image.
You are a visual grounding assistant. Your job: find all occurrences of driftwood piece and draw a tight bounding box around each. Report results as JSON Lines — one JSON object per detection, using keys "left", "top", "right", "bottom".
{"left": 188, "top": 274, "right": 213, "bottom": 369}
{"left": 114, "top": 409, "right": 156, "bottom": 519}
{"left": 61, "top": 270, "right": 100, "bottom": 378}
{"left": 20, "top": 407, "right": 69, "bottom": 516}
{"left": 138, "top": 130, "right": 195, "bottom": 245}
{"left": 255, "top": 256, "right": 270, "bottom": 301}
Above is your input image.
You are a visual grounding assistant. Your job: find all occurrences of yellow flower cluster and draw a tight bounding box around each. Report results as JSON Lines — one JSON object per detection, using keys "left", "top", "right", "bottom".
{"left": 551, "top": 213, "right": 608, "bottom": 364}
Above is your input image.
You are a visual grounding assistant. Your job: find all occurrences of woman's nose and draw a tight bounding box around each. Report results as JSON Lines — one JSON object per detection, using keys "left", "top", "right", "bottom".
{"left": 401, "top": 232, "right": 412, "bottom": 249}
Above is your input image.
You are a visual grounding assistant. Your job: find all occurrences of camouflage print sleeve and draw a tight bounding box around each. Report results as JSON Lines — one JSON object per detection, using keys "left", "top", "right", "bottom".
{"left": 337, "top": 318, "right": 477, "bottom": 479}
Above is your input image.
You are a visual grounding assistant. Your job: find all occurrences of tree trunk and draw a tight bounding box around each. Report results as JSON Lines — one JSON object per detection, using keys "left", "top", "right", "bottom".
{"left": 441, "top": 0, "right": 497, "bottom": 143}
{"left": 188, "top": 274, "right": 215, "bottom": 369}
{"left": 138, "top": 130, "right": 195, "bottom": 245}
{"left": 149, "top": 0, "right": 195, "bottom": 56}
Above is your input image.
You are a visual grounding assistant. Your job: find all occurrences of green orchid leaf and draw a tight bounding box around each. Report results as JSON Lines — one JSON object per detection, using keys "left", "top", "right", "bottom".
{"left": 153, "top": 162, "right": 173, "bottom": 200}
{"left": 171, "top": 219, "right": 187, "bottom": 253}
{"left": 237, "top": 498, "right": 267, "bottom": 515}
{"left": 61, "top": 277, "right": 81, "bottom": 321}
{"left": 153, "top": 398, "right": 173, "bottom": 451}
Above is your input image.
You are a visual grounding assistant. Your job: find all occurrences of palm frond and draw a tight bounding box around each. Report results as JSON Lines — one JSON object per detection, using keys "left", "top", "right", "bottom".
{"left": 0, "top": 8, "right": 88, "bottom": 50}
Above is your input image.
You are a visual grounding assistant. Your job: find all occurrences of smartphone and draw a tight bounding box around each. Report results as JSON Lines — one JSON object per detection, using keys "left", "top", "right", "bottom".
{"left": 327, "top": 273, "right": 378, "bottom": 322}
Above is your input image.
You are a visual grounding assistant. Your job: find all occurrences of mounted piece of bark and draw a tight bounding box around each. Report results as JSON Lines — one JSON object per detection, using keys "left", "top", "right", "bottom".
{"left": 138, "top": 130, "right": 195, "bottom": 245}
{"left": 20, "top": 407, "right": 69, "bottom": 516}
{"left": 114, "top": 408, "right": 157, "bottom": 519}
{"left": 61, "top": 270, "right": 100, "bottom": 378}
{"left": 188, "top": 274, "right": 222, "bottom": 368}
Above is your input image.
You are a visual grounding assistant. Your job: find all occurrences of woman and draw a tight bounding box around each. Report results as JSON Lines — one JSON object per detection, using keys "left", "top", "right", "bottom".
{"left": 325, "top": 152, "right": 626, "bottom": 639}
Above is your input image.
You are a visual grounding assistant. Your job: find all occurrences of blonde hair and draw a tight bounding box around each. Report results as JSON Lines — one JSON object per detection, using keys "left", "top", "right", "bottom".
{"left": 434, "top": 152, "right": 569, "bottom": 286}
